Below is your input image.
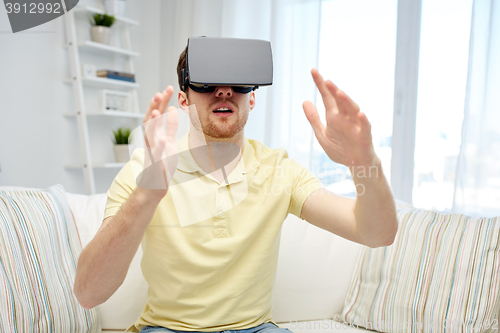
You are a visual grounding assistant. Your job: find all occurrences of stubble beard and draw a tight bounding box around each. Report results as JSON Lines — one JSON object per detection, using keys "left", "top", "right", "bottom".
{"left": 191, "top": 109, "right": 248, "bottom": 139}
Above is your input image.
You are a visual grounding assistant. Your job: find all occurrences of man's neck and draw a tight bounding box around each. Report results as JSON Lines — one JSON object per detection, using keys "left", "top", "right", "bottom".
{"left": 188, "top": 127, "right": 244, "bottom": 150}
{"left": 188, "top": 128, "right": 245, "bottom": 183}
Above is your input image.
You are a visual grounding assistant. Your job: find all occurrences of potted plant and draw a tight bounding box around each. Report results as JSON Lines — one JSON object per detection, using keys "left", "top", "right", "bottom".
{"left": 89, "top": 13, "right": 115, "bottom": 44}
{"left": 112, "top": 127, "right": 131, "bottom": 163}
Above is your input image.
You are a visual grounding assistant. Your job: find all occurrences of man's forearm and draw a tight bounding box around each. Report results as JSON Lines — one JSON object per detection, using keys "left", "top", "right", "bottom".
{"left": 74, "top": 187, "right": 162, "bottom": 309}
{"left": 351, "top": 158, "right": 398, "bottom": 248}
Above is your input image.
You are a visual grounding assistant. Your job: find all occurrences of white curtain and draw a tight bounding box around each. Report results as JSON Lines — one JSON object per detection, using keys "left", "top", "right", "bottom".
{"left": 265, "top": 0, "right": 322, "bottom": 169}
{"left": 453, "top": 0, "right": 500, "bottom": 217}
{"left": 161, "top": 0, "right": 322, "bottom": 167}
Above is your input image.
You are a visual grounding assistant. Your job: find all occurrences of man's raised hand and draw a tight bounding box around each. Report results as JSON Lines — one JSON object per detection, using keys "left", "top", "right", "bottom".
{"left": 137, "top": 86, "right": 179, "bottom": 196}
{"left": 303, "top": 69, "right": 379, "bottom": 169}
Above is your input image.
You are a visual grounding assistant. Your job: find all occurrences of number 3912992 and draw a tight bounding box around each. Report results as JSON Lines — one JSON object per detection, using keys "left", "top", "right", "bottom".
{"left": 5, "top": 2, "right": 62, "bottom": 14}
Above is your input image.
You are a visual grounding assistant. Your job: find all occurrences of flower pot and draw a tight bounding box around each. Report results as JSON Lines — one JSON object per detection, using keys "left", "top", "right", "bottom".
{"left": 90, "top": 26, "right": 111, "bottom": 44}
{"left": 104, "top": 0, "right": 126, "bottom": 16}
{"left": 113, "top": 144, "right": 130, "bottom": 163}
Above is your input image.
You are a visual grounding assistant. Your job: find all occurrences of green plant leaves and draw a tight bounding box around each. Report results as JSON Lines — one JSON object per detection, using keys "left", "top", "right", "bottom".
{"left": 112, "top": 127, "right": 131, "bottom": 145}
{"left": 90, "top": 13, "right": 115, "bottom": 27}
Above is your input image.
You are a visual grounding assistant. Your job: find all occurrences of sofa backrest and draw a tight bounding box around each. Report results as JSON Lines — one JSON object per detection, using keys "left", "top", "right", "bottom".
{"left": 66, "top": 192, "right": 148, "bottom": 331}
{"left": 66, "top": 192, "right": 364, "bottom": 330}
{"left": 273, "top": 214, "right": 364, "bottom": 323}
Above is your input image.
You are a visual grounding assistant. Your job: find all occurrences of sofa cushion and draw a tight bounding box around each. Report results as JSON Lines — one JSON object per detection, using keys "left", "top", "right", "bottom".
{"left": 66, "top": 192, "right": 148, "bottom": 331}
{"left": 0, "top": 185, "right": 101, "bottom": 332}
{"left": 341, "top": 208, "right": 500, "bottom": 332}
{"left": 279, "top": 319, "right": 378, "bottom": 332}
{"left": 272, "top": 214, "right": 364, "bottom": 323}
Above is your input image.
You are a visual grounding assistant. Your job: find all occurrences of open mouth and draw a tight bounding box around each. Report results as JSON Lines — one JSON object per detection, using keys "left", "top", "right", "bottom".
{"left": 213, "top": 107, "right": 234, "bottom": 114}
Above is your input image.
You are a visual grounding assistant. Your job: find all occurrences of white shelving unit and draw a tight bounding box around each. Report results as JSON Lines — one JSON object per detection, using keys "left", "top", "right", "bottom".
{"left": 78, "top": 40, "right": 140, "bottom": 57}
{"left": 64, "top": 5, "right": 142, "bottom": 194}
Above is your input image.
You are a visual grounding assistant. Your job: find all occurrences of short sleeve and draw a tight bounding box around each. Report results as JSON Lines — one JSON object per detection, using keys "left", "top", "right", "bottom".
{"left": 104, "top": 148, "right": 145, "bottom": 220}
{"left": 287, "top": 159, "right": 324, "bottom": 219}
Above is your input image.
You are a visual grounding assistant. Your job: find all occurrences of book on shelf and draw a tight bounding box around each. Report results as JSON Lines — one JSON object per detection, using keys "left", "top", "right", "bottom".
{"left": 97, "top": 70, "right": 134, "bottom": 78}
{"left": 96, "top": 70, "right": 136, "bottom": 82}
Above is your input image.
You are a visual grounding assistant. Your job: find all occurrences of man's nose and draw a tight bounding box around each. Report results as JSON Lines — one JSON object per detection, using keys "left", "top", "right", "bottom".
{"left": 215, "top": 86, "right": 233, "bottom": 98}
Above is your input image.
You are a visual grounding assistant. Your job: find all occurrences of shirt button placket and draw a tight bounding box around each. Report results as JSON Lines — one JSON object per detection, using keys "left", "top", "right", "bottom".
{"left": 214, "top": 187, "right": 228, "bottom": 237}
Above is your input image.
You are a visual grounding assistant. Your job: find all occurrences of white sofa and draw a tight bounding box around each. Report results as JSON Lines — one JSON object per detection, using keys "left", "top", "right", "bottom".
{"left": 1, "top": 186, "right": 499, "bottom": 333}
{"left": 66, "top": 191, "right": 378, "bottom": 333}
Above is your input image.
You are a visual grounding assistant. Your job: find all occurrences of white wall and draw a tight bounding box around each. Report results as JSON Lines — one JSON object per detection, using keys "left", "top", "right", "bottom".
{"left": 0, "top": 0, "right": 272, "bottom": 194}
{"left": 0, "top": 0, "right": 162, "bottom": 194}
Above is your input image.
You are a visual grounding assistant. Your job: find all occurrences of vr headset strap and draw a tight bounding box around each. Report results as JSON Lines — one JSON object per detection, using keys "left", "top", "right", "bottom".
{"left": 181, "top": 68, "right": 187, "bottom": 92}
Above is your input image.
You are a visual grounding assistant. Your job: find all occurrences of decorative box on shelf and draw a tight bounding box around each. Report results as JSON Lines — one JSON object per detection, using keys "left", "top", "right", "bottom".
{"left": 99, "top": 89, "right": 132, "bottom": 113}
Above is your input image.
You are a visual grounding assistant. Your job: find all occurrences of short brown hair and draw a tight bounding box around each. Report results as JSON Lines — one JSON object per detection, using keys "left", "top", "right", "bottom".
{"left": 177, "top": 45, "right": 188, "bottom": 92}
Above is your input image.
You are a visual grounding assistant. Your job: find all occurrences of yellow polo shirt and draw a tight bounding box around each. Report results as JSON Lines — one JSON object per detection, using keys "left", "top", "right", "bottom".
{"left": 104, "top": 132, "right": 323, "bottom": 332}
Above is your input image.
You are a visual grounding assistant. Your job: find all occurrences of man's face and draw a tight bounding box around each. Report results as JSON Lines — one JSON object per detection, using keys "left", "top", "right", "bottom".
{"left": 179, "top": 86, "right": 256, "bottom": 139}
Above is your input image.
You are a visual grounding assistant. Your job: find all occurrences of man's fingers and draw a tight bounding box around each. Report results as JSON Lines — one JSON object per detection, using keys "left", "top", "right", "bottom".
{"left": 165, "top": 106, "right": 179, "bottom": 142}
{"left": 325, "top": 80, "right": 347, "bottom": 116}
{"left": 143, "top": 109, "right": 155, "bottom": 148}
{"left": 323, "top": 79, "right": 360, "bottom": 120}
{"left": 358, "top": 112, "right": 372, "bottom": 133}
{"left": 325, "top": 80, "right": 340, "bottom": 94}
{"left": 144, "top": 92, "right": 162, "bottom": 122}
{"left": 143, "top": 86, "right": 174, "bottom": 122}
{"left": 159, "top": 86, "right": 174, "bottom": 114}
{"left": 151, "top": 93, "right": 161, "bottom": 110}
{"left": 333, "top": 86, "right": 360, "bottom": 120}
{"left": 139, "top": 88, "right": 177, "bottom": 190}
{"left": 143, "top": 109, "right": 162, "bottom": 150}
{"left": 153, "top": 109, "right": 164, "bottom": 136}
{"left": 311, "top": 68, "right": 338, "bottom": 112}
{"left": 303, "top": 101, "right": 326, "bottom": 139}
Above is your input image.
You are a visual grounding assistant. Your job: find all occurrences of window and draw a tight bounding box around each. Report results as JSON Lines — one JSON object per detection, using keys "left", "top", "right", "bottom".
{"left": 314, "top": 0, "right": 398, "bottom": 195}
{"left": 412, "top": 0, "right": 472, "bottom": 211}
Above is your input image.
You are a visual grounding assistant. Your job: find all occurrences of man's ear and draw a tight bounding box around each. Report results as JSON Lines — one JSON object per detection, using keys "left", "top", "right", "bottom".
{"left": 249, "top": 91, "right": 256, "bottom": 111}
{"left": 178, "top": 90, "right": 189, "bottom": 109}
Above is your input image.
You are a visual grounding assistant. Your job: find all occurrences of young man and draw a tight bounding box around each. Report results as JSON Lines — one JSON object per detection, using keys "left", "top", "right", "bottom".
{"left": 74, "top": 42, "right": 398, "bottom": 333}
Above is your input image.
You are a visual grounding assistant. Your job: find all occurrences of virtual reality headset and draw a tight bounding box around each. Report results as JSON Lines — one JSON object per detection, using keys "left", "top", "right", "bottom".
{"left": 181, "top": 37, "right": 273, "bottom": 94}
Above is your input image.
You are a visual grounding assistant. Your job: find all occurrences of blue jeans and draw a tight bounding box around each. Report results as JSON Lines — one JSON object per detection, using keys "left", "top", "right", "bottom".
{"left": 139, "top": 322, "right": 292, "bottom": 333}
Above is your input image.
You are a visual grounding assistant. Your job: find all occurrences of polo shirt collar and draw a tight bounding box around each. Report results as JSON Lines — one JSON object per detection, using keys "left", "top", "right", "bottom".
{"left": 176, "top": 132, "right": 260, "bottom": 182}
